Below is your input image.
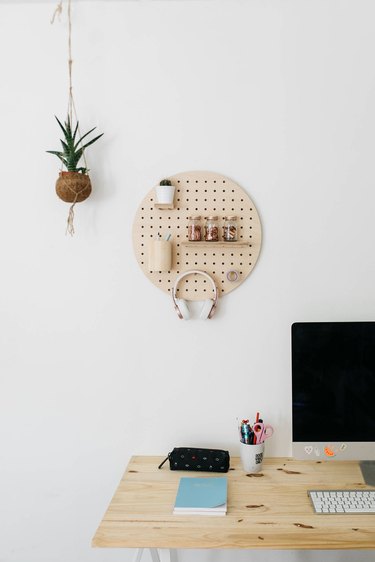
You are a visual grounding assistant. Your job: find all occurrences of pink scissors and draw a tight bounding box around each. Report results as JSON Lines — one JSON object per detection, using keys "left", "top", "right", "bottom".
{"left": 253, "top": 422, "right": 274, "bottom": 444}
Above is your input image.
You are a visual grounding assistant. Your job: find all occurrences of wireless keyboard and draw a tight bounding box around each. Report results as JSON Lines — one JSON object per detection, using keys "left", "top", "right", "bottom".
{"left": 308, "top": 490, "right": 375, "bottom": 513}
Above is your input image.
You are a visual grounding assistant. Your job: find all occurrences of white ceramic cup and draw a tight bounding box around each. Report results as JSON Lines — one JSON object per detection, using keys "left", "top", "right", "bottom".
{"left": 239, "top": 442, "right": 265, "bottom": 473}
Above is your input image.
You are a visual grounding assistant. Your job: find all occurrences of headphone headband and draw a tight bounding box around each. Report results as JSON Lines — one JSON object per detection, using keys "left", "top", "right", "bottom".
{"left": 172, "top": 270, "right": 218, "bottom": 319}
{"left": 172, "top": 270, "right": 218, "bottom": 306}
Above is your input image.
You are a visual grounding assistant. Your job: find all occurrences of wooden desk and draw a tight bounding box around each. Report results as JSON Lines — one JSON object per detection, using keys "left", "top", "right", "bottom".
{"left": 92, "top": 456, "right": 375, "bottom": 552}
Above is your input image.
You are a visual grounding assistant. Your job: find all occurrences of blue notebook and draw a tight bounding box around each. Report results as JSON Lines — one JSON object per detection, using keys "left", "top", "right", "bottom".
{"left": 173, "top": 476, "right": 227, "bottom": 516}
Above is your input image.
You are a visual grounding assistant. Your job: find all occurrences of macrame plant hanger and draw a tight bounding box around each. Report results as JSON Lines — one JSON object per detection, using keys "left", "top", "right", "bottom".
{"left": 52, "top": 0, "right": 90, "bottom": 236}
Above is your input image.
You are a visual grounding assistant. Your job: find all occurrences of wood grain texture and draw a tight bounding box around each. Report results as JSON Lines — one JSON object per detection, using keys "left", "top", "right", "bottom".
{"left": 92, "top": 456, "right": 375, "bottom": 550}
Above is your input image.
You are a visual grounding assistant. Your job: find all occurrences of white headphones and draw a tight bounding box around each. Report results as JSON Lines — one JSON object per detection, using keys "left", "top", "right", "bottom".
{"left": 172, "top": 270, "right": 218, "bottom": 320}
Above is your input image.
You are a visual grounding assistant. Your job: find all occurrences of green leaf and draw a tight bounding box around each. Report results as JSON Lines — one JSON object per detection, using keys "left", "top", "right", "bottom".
{"left": 72, "top": 121, "right": 79, "bottom": 144}
{"left": 64, "top": 116, "right": 73, "bottom": 141}
{"left": 80, "top": 133, "right": 104, "bottom": 152}
{"left": 55, "top": 116, "right": 68, "bottom": 139}
{"left": 60, "top": 139, "right": 70, "bottom": 155}
{"left": 71, "top": 148, "right": 83, "bottom": 167}
{"left": 46, "top": 150, "right": 68, "bottom": 167}
{"left": 75, "top": 126, "right": 97, "bottom": 149}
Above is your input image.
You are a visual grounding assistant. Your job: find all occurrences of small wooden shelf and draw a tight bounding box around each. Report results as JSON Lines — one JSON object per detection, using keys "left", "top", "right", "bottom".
{"left": 154, "top": 203, "right": 175, "bottom": 210}
{"left": 181, "top": 241, "right": 250, "bottom": 248}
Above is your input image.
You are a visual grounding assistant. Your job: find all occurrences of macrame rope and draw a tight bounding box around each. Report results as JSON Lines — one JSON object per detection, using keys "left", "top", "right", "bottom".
{"left": 68, "top": 0, "right": 73, "bottom": 123}
{"left": 66, "top": 194, "right": 78, "bottom": 236}
{"left": 50, "top": 1, "right": 63, "bottom": 24}
{"left": 66, "top": 0, "right": 89, "bottom": 172}
{"left": 57, "top": 176, "right": 90, "bottom": 236}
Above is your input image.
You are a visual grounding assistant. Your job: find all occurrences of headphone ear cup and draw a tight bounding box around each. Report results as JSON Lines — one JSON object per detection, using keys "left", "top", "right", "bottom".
{"left": 199, "top": 299, "right": 214, "bottom": 320}
{"left": 175, "top": 298, "right": 190, "bottom": 320}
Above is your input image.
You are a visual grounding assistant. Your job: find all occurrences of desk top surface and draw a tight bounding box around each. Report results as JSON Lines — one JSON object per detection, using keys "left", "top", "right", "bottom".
{"left": 92, "top": 456, "right": 375, "bottom": 550}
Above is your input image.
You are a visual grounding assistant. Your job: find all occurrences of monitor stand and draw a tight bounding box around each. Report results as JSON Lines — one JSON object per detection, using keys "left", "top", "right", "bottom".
{"left": 360, "top": 461, "right": 375, "bottom": 486}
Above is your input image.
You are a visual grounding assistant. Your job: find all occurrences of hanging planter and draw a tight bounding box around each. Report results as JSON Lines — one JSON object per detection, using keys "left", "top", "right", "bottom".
{"left": 56, "top": 171, "right": 91, "bottom": 203}
{"left": 48, "top": 0, "right": 103, "bottom": 235}
{"left": 47, "top": 115, "right": 103, "bottom": 234}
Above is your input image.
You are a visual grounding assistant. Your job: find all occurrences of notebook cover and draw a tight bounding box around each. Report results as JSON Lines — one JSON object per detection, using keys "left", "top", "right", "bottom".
{"left": 174, "top": 477, "right": 227, "bottom": 510}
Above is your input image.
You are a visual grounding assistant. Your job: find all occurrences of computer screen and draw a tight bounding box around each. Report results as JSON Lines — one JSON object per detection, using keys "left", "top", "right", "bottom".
{"left": 291, "top": 322, "right": 375, "bottom": 463}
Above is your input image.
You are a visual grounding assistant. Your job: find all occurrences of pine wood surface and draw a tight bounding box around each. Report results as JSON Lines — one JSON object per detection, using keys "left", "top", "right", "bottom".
{"left": 92, "top": 456, "right": 375, "bottom": 550}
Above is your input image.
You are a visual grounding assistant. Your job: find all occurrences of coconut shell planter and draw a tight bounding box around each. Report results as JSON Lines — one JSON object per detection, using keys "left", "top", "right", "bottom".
{"left": 47, "top": 115, "right": 103, "bottom": 234}
{"left": 56, "top": 171, "right": 92, "bottom": 203}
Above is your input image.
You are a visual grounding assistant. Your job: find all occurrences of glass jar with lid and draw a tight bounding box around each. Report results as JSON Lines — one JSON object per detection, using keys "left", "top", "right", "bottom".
{"left": 188, "top": 216, "right": 202, "bottom": 241}
{"left": 223, "top": 216, "right": 238, "bottom": 241}
{"left": 204, "top": 216, "right": 219, "bottom": 241}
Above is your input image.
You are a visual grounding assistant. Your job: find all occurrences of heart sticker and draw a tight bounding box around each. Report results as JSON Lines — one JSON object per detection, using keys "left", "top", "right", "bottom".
{"left": 305, "top": 446, "right": 313, "bottom": 455}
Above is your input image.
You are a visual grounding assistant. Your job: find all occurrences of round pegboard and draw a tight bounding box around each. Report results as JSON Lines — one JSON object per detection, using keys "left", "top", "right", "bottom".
{"left": 132, "top": 171, "right": 262, "bottom": 301}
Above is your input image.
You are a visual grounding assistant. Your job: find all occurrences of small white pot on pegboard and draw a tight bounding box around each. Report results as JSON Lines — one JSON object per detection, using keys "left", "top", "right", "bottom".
{"left": 155, "top": 179, "right": 175, "bottom": 205}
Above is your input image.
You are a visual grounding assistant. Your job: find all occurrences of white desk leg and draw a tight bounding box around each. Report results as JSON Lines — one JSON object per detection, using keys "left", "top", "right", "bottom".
{"left": 132, "top": 549, "right": 144, "bottom": 562}
{"left": 157, "top": 549, "right": 178, "bottom": 562}
{"left": 149, "top": 548, "right": 161, "bottom": 562}
{"left": 133, "top": 547, "right": 177, "bottom": 562}
{"left": 168, "top": 549, "right": 178, "bottom": 562}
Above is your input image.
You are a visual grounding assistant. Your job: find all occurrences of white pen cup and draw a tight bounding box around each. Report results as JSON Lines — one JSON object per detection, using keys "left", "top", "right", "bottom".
{"left": 239, "top": 442, "right": 265, "bottom": 473}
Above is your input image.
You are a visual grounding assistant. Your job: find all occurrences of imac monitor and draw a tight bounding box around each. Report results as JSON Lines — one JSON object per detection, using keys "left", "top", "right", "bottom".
{"left": 292, "top": 322, "right": 375, "bottom": 484}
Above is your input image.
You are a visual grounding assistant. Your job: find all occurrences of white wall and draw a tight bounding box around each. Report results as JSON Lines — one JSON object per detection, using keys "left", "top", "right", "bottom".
{"left": 0, "top": 1, "right": 374, "bottom": 561}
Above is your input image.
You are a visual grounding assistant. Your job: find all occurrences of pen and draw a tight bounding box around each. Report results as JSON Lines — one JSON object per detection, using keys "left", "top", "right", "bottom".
{"left": 238, "top": 414, "right": 272, "bottom": 444}
{"left": 240, "top": 420, "right": 252, "bottom": 444}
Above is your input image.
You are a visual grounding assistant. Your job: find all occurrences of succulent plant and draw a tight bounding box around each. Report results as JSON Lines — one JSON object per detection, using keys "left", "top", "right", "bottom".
{"left": 159, "top": 179, "right": 172, "bottom": 186}
{"left": 47, "top": 115, "right": 103, "bottom": 174}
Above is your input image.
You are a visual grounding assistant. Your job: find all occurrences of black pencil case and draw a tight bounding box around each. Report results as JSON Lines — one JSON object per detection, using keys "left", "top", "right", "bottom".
{"left": 158, "top": 447, "right": 230, "bottom": 473}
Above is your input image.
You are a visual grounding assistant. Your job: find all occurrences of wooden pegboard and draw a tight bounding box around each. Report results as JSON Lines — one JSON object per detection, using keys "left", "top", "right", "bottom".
{"left": 132, "top": 171, "right": 262, "bottom": 301}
